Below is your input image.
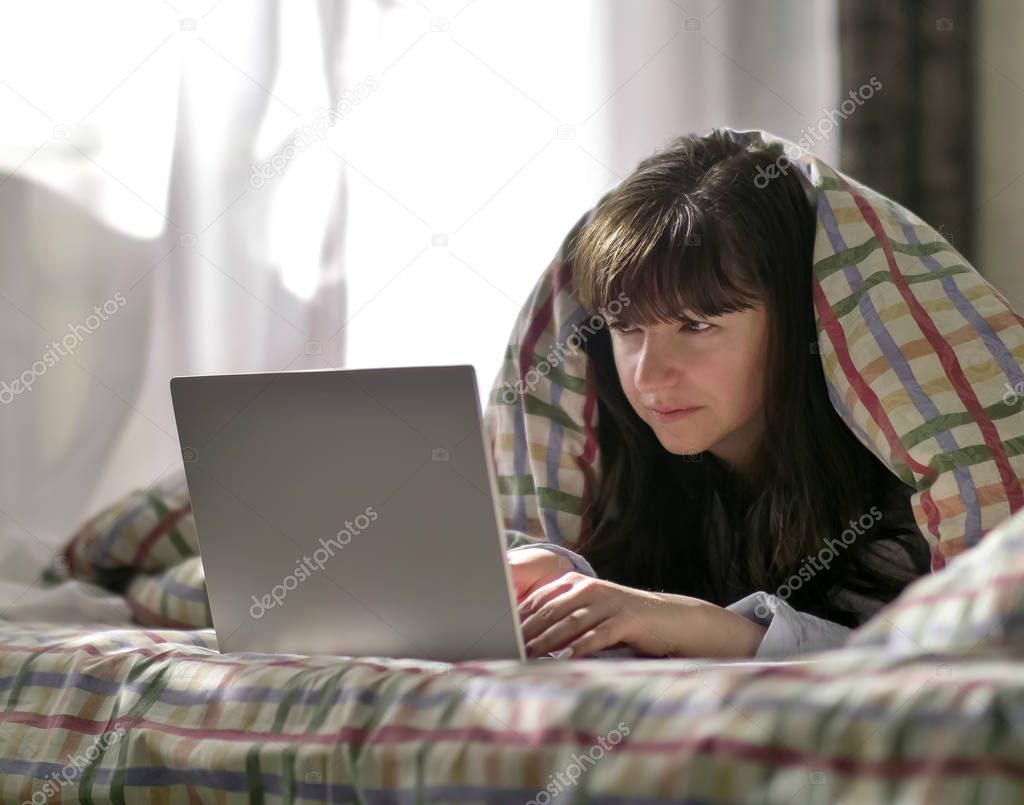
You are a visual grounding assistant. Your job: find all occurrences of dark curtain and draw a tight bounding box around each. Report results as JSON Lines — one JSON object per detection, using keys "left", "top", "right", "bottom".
{"left": 838, "top": 0, "right": 975, "bottom": 262}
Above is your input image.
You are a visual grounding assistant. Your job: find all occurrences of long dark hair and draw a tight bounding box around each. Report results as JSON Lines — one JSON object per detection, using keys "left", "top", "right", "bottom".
{"left": 568, "top": 129, "right": 930, "bottom": 628}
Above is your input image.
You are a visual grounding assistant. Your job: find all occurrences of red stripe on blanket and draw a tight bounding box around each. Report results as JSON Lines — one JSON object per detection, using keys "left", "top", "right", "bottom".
{"left": 819, "top": 267, "right": 947, "bottom": 555}
{"left": 848, "top": 185, "right": 1024, "bottom": 521}
{"left": 2, "top": 710, "right": 1022, "bottom": 780}
{"left": 130, "top": 501, "right": 193, "bottom": 568}
{"left": 0, "top": 639, "right": 433, "bottom": 673}
{"left": 0, "top": 709, "right": 626, "bottom": 745}
{"left": 578, "top": 357, "right": 599, "bottom": 542}
{"left": 811, "top": 281, "right": 940, "bottom": 531}
{"left": 519, "top": 259, "right": 578, "bottom": 385}
{"left": 549, "top": 259, "right": 601, "bottom": 544}
{"left": 122, "top": 585, "right": 198, "bottom": 630}
{"left": 141, "top": 628, "right": 178, "bottom": 644}
{"left": 517, "top": 262, "right": 561, "bottom": 388}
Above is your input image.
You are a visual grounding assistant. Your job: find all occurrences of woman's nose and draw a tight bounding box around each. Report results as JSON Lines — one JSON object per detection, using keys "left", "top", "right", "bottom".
{"left": 633, "top": 340, "right": 679, "bottom": 392}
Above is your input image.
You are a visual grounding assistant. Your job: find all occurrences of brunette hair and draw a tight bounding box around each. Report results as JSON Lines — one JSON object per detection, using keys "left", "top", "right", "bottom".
{"left": 568, "top": 129, "right": 930, "bottom": 627}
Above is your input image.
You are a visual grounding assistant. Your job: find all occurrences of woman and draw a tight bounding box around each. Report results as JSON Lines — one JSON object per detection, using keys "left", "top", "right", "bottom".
{"left": 506, "top": 129, "right": 932, "bottom": 660}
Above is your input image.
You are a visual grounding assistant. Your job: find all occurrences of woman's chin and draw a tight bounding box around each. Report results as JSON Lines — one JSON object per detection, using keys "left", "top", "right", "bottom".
{"left": 654, "top": 433, "right": 709, "bottom": 457}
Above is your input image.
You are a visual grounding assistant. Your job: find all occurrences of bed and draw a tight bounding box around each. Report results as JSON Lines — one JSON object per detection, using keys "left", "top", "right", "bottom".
{"left": 1, "top": 497, "right": 1023, "bottom": 802}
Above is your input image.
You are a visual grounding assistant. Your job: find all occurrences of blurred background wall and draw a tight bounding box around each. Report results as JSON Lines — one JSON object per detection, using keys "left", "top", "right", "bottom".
{"left": 976, "top": 0, "right": 1024, "bottom": 311}
{"left": 0, "top": 0, "right": 1015, "bottom": 552}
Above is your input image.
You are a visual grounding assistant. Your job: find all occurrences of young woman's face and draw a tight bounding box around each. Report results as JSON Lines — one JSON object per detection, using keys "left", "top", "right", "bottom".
{"left": 608, "top": 306, "right": 769, "bottom": 475}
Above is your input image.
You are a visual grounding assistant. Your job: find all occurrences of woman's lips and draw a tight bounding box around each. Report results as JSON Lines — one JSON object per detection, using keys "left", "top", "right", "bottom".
{"left": 649, "top": 406, "right": 702, "bottom": 423}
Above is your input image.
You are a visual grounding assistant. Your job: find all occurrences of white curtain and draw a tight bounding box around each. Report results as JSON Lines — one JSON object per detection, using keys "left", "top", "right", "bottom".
{"left": 0, "top": 0, "right": 837, "bottom": 563}
{"left": 0, "top": 0, "right": 356, "bottom": 551}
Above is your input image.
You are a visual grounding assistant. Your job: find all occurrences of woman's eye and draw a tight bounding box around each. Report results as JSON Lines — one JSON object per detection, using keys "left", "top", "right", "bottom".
{"left": 608, "top": 321, "right": 713, "bottom": 335}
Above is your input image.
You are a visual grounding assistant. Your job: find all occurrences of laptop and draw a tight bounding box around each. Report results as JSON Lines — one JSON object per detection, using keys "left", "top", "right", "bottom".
{"left": 170, "top": 364, "right": 542, "bottom": 663}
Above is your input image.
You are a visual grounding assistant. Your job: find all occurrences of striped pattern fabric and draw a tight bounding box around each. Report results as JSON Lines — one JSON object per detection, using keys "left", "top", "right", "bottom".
{"left": 52, "top": 471, "right": 210, "bottom": 629}
{"left": 482, "top": 127, "right": 1024, "bottom": 571}
{"left": 59, "top": 472, "right": 196, "bottom": 580}
{"left": 3, "top": 505, "right": 1024, "bottom": 801}
{"left": 122, "top": 556, "right": 210, "bottom": 629}
{"left": 847, "top": 496, "right": 1024, "bottom": 653}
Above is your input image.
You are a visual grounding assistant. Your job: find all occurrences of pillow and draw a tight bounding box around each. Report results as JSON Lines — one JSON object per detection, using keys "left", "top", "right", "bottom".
{"left": 847, "top": 505, "right": 1024, "bottom": 656}
{"left": 56, "top": 471, "right": 195, "bottom": 579}
{"left": 50, "top": 470, "right": 207, "bottom": 627}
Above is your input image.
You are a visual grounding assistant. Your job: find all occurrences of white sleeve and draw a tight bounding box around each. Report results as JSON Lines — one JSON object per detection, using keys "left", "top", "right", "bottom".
{"left": 506, "top": 540, "right": 851, "bottom": 658}
{"left": 504, "top": 530, "right": 597, "bottom": 577}
{"left": 724, "top": 537, "right": 929, "bottom": 660}
{"left": 724, "top": 592, "right": 853, "bottom": 660}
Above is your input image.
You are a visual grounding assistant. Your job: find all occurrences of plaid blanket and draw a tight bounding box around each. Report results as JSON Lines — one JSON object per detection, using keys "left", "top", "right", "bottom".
{"left": 3, "top": 504, "right": 1024, "bottom": 801}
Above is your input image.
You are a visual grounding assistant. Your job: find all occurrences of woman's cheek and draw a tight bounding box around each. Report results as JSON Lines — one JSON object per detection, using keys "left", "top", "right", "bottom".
{"left": 612, "top": 343, "right": 640, "bottom": 393}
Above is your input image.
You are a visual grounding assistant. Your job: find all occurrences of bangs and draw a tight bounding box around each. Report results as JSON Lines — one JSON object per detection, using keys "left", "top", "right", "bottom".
{"left": 571, "top": 193, "right": 763, "bottom": 324}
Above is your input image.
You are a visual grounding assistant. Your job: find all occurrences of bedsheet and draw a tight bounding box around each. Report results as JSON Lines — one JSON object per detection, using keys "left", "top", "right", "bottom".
{"left": 0, "top": 622, "right": 1022, "bottom": 804}
{"left": 14, "top": 375, "right": 1024, "bottom": 803}
{"left": 4, "top": 491, "right": 1024, "bottom": 805}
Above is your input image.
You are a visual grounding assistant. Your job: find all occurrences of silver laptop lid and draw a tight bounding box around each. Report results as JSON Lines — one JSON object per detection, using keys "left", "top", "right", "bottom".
{"left": 169, "top": 364, "right": 525, "bottom": 662}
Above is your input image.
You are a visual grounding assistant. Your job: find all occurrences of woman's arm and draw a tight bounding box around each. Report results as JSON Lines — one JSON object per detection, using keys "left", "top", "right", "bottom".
{"left": 724, "top": 536, "right": 930, "bottom": 659}
{"left": 505, "top": 530, "right": 597, "bottom": 577}
{"left": 507, "top": 535, "right": 833, "bottom": 659}
{"left": 509, "top": 533, "right": 927, "bottom": 660}
{"left": 723, "top": 592, "right": 852, "bottom": 659}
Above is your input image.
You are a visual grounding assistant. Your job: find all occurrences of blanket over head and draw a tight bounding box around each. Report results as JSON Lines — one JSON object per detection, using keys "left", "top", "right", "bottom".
{"left": 482, "top": 126, "right": 1024, "bottom": 573}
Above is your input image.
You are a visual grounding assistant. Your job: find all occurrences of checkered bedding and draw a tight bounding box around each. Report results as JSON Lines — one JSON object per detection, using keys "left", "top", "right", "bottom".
{"left": 3, "top": 504, "right": 1024, "bottom": 801}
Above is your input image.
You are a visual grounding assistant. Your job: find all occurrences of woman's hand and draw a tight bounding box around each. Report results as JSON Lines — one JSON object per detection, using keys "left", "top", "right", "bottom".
{"left": 506, "top": 547, "right": 576, "bottom": 603}
{"left": 518, "top": 573, "right": 768, "bottom": 659}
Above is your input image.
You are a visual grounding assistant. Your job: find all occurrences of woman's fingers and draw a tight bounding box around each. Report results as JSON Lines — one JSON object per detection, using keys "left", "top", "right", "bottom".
{"left": 524, "top": 605, "right": 607, "bottom": 657}
{"left": 518, "top": 575, "right": 578, "bottom": 621}
{"left": 563, "top": 619, "right": 626, "bottom": 659}
{"left": 518, "top": 576, "right": 661, "bottom": 658}
{"left": 519, "top": 575, "right": 610, "bottom": 654}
